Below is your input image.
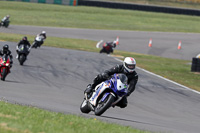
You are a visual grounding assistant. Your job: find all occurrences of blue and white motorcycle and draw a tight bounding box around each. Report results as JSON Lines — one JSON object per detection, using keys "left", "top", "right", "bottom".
{"left": 80, "top": 73, "right": 128, "bottom": 116}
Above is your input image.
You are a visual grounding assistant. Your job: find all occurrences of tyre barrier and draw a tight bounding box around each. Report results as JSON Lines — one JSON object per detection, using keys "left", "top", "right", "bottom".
{"left": 191, "top": 57, "right": 200, "bottom": 72}
{"left": 78, "top": 0, "right": 200, "bottom": 16}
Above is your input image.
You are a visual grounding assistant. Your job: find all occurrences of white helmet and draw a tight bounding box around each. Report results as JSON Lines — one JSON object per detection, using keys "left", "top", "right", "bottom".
{"left": 42, "top": 31, "right": 46, "bottom": 34}
{"left": 123, "top": 57, "right": 136, "bottom": 73}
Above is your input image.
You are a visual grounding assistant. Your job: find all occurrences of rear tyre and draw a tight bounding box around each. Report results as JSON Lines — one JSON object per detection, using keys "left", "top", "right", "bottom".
{"left": 80, "top": 99, "right": 91, "bottom": 114}
{"left": 94, "top": 94, "right": 115, "bottom": 116}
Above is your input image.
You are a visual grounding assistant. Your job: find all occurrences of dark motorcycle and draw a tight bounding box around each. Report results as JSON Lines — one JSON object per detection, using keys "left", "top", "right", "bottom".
{"left": 80, "top": 74, "right": 128, "bottom": 116}
{"left": 16, "top": 44, "right": 30, "bottom": 65}
{"left": 0, "top": 20, "right": 10, "bottom": 28}
{"left": 0, "top": 55, "right": 11, "bottom": 81}
{"left": 32, "top": 35, "right": 45, "bottom": 49}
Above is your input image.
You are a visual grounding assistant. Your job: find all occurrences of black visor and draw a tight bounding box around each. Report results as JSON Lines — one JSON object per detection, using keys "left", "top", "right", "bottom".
{"left": 125, "top": 63, "right": 135, "bottom": 70}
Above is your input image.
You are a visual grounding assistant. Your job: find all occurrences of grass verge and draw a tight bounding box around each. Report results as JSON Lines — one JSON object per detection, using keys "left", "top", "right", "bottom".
{"left": 1, "top": 32, "right": 200, "bottom": 91}
{"left": 1, "top": 1, "right": 200, "bottom": 33}
{"left": 0, "top": 101, "right": 150, "bottom": 133}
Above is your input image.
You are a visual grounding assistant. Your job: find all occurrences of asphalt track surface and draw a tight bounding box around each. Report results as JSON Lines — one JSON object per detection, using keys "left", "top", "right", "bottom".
{"left": 1, "top": 25, "right": 200, "bottom": 60}
{"left": 0, "top": 25, "right": 200, "bottom": 133}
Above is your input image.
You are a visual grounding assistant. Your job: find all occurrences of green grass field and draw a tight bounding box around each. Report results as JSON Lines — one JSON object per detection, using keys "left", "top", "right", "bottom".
{"left": 0, "top": 101, "right": 151, "bottom": 133}
{"left": 0, "top": 1, "right": 200, "bottom": 133}
{"left": 1, "top": 1, "right": 200, "bottom": 33}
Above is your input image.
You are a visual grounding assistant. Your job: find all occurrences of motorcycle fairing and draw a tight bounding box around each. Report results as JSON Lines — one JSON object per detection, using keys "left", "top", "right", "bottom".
{"left": 0, "top": 55, "right": 10, "bottom": 75}
{"left": 35, "top": 35, "right": 44, "bottom": 42}
{"left": 88, "top": 74, "right": 128, "bottom": 107}
{"left": 111, "top": 74, "right": 128, "bottom": 97}
{"left": 0, "top": 55, "right": 10, "bottom": 66}
{"left": 18, "top": 44, "right": 29, "bottom": 54}
{"left": 89, "top": 82, "right": 110, "bottom": 106}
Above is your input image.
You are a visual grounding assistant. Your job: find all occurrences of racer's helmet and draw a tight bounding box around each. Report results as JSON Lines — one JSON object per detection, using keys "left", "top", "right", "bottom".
{"left": 42, "top": 31, "right": 46, "bottom": 34}
{"left": 3, "top": 44, "right": 9, "bottom": 54}
{"left": 113, "top": 41, "right": 117, "bottom": 48}
{"left": 123, "top": 57, "right": 136, "bottom": 73}
{"left": 6, "top": 15, "right": 10, "bottom": 18}
{"left": 23, "top": 36, "right": 27, "bottom": 41}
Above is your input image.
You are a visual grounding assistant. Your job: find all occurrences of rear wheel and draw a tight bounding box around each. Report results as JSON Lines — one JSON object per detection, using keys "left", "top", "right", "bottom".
{"left": 94, "top": 94, "right": 115, "bottom": 116}
{"left": 80, "top": 99, "right": 91, "bottom": 114}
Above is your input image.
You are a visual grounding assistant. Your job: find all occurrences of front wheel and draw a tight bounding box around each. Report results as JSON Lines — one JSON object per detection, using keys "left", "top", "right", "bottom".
{"left": 5, "top": 23, "right": 9, "bottom": 28}
{"left": 32, "top": 42, "right": 37, "bottom": 49}
{"left": 100, "top": 49, "right": 104, "bottom": 53}
{"left": 19, "top": 54, "right": 26, "bottom": 65}
{"left": 80, "top": 99, "right": 91, "bottom": 114}
{"left": 94, "top": 94, "right": 115, "bottom": 116}
{"left": 1, "top": 68, "right": 7, "bottom": 81}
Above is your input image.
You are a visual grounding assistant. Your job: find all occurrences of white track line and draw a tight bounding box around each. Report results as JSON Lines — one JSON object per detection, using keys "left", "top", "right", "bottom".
{"left": 113, "top": 57, "right": 200, "bottom": 95}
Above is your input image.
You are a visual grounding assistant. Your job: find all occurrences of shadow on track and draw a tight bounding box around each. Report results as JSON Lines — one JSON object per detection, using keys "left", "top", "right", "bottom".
{"left": 23, "top": 64, "right": 43, "bottom": 68}
{"left": 99, "top": 115, "right": 163, "bottom": 127}
{"left": 4, "top": 80, "right": 24, "bottom": 84}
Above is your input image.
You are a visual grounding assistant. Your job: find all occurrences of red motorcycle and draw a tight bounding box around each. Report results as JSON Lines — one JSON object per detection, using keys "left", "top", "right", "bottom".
{"left": 100, "top": 42, "right": 116, "bottom": 54}
{"left": 0, "top": 55, "right": 11, "bottom": 81}
{"left": 97, "top": 37, "right": 119, "bottom": 54}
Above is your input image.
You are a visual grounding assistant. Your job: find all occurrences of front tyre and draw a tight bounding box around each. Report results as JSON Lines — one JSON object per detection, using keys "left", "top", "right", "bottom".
{"left": 1, "top": 68, "right": 7, "bottom": 81}
{"left": 80, "top": 99, "right": 91, "bottom": 114}
{"left": 94, "top": 94, "right": 115, "bottom": 116}
{"left": 19, "top": 54, "right": 26, "bottom": 65}
{"left": 32, "top": 42, "right": 37, "bottom": 49}
{"left": 100, "top": 49, "right": 104, "bottom": 53}
{"left": 5, "top": 23, "right": 9, "bottom": 28}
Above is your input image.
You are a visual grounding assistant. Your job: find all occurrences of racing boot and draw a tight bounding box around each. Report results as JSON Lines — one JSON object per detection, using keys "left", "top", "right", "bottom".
{"left": 84, "top": 84, "right": 93, "bottom": 94}
{"left": 84, "top": 84, "right": 94, "bottom": 99}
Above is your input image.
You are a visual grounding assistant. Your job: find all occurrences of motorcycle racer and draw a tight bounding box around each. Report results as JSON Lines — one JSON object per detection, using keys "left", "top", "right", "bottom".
{"left": 100, "top": 41, "right": 116, "bottom": 54}
{"left": 0, "top": 44, "right": 13, "bottom": 68}
{"left": 38, "top": 31, "right": 46, "bottom": 46}
{"left": 16, "top": 36, "right": 31, "bottom": 59}
{"left": 84, "top": 57, "right": 138, "bottom": 108}
{"left": 1, "top": 15, "right": 10, "bottom": 23}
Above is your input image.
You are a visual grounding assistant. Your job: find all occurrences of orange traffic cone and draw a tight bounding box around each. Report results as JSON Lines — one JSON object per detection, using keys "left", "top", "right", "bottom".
{"left": 148, "top": 38, "right": 152, "bottom": 47}
{"left": 115, "top": 36, "right": 119, "bottom": 45}
{"left": 178, "top": 41, "right": 182, "bottom": 50}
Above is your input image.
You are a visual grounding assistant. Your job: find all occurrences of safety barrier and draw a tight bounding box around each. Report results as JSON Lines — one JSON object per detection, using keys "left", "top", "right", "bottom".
{"left": 78, "top": 0, "right": 200, "bottom": 16}
{"left": 6, "top": 0, "right": 78, "bottom": 5}
{"left": 191, "top": 57, "right": 200, "bottom": 72}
